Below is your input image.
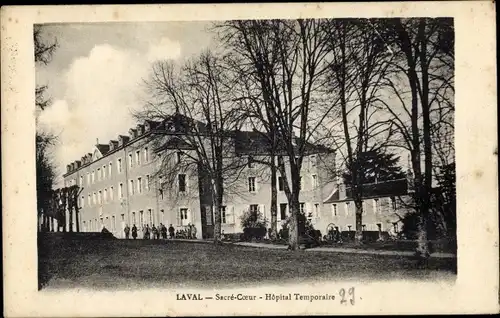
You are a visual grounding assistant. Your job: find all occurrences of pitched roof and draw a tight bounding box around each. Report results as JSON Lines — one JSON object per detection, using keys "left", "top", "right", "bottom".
{"left": 234, "top": 130, "right": 334, "bottom": 155}
{"left": 324, "top": 178, "right": 409, "bottom": 203}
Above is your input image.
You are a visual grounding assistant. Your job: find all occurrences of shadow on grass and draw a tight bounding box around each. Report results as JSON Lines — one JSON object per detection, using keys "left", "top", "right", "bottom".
{"left": 38, "top": 235, "right": 457, "bottom": 290}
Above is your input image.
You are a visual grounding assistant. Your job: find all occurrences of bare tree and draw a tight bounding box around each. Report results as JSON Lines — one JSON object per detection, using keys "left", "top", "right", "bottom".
{"left": 35, "top": 25, "right": 58, "bottom": 231}
{"left": 322, "top": 19, "right": 395, "bottom": 244}
{"left": 139, "top": 50, "right": 247, "bottom": 244}
{"left": 377, "top": 18, "right": 455, "bottom": 256}
{"left": 217, "top": 19, "right": 335, "bottom": 250}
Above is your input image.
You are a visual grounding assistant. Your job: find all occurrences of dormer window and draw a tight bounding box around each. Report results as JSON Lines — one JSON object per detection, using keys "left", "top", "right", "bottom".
{"left": 247, "top": 156, "right": 254, "bottom": 168}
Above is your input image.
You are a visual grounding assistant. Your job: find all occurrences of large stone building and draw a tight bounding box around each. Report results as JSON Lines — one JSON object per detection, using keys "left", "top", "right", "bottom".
{"left": 62, "top": 115, "right": 412, "bottom": 239}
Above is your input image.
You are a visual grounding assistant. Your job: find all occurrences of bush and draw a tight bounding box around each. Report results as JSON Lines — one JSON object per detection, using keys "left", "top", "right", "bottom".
{"left": 278, "top": 224, "right": 289, "bottom": 241}
{"left": 240, "top": 208, "right": 268, "bottom": 241}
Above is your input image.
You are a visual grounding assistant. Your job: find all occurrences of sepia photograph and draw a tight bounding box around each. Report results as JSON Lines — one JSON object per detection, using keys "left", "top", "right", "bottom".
{"left": 2, "top": 2, "right": 498, "bottom": 316}
{"left": 35, "top": 17, "right": 457, "bottom": 290}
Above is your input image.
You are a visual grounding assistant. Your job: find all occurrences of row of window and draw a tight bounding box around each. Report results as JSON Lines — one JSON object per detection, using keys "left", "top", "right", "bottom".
{"left": 78, "top": 147, "right": 150, "bottom": 187}
{"left": 83, "top": 214, "right": 121, "bottom": 232}
{"left": 246, "top": 155, "right": 318, "bottom": 169}
{"left": 330, "top": 198, "right": 399, "bottom": 217}
{"left": 247, "top": 175, "right": 319, "bottom": 193}
{"left": 80, "top": 175, "right": 152, "bottom": 207}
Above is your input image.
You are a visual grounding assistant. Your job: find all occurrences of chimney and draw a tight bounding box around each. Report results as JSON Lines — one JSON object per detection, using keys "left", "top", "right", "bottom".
{"left": 96, "top": 138, "right": 99, "bottom": 145}
{"left": 291, "top": 130, "right": 297, "bottom": 146}
{"left": 338, "top": 183, "right": 346, "bottom": 199}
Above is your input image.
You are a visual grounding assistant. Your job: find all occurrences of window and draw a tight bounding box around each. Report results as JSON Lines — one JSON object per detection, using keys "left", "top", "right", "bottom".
{"left": 139, "top": 210, "right": 144, "bottom": 225}
{"left": 137, "top": 177, "right": 142, "bottom": 194}
{"left": 220, "top": 206, "right": 227, "bottom": 224}
{"left": 121, "top": 214, "right": 125, "bottom": 222}
{"left": 310, "top": 155, "right": 316, "bottom": 168}
{"left": 278, "top": 176, "right": 284, "bottom": 192}
{"left": 128, "top": 154, "right": 133, "bottom": 168}
{"left": 299, "top": 202, "right": 305, "bottom": 215}
{"left": 159, "top": 176, "right": 164, "bottom": 200}
{"left": 119, "top": 183, "right": 123, "bottom": 198}
{"left": 160, "top": 209, "right": 164, "bottom": 223}
{"left": 205, "top": 206, "right": 213, "bottom": 226}
{"left": 112, "top": 216, "right": 116, "bottom": 231}
{"left": 280, "top": 203, "right": 287, "bottom": 220}
{"left": 130, "top": 180, "right": 135, "bottom": 195}
{"left": 80, "top": 176, "right": 83, "bottom": 186}
{"left": 180, "top": 208, "right": 188, "bottom": 223}
{"left": 314, "top": 203, "right": 320, "bottom": 217}
{"left": 311, "top": 174, "right": 318, "bottom": 188}
{"left": 178, "top": 174, "right": 186, "bottom": 192}
{"left": 247, "top": 156, "right": 254, "bottom": 168}
{"left": 102, "top": 165, "right": 106, "bottom": 179}
{"left": 87, "top": 172, "right": 90, "bottom": 184}
{"left": 362, "top": 224, "right": 366, "bottom": 231}
{"left": 92, "top": 171, "right": 95, "bottom": 183}
{"left": 144, "top": 147, "right": 149, "bottom": 163}
{"left": 332, "top": 204, "right": 337, "bottom": 216}
{"left": 249, "top": 204, "right": 259, "bottom": 221}
{"left": 97, "top": 168, "right": 101, "bottom": 181}
{"left": 391, "top": 197, "right": 397, "bottom": 210}
{"left": 81, "top": 195, "right": 85, "bottom": 208}
{"left": 248, "top": 177, "right": 256, "bottom": 192}
{"left": 108, "top": 162, "right": 112, "bottom": 177}
{"left": 393, "top": 222, "right": 399, "bottom": 233}
{"left": 98, "top": 191, "right": 102, "bottom": 204}
{"left": 373, "top": 198, "right": 380, "bottom": 214}
{"left": 136, "top": 150, "right": 141, "bottom": 165}
{"left": 110, "top": 186, "right": 114, "bottom": 201}
{"left": 345, "top": 202, "right": 350, "bottom": 215}
{"left": 148, "top": 209, "right": 152, "bottom": 224}
{"left": 132, "top": 212, "right": 136, "bottom": 225}
{"left": 146, "top": 175, "right": 150, "bottom": 191}
{"left": 93, "top": 192, "right": 96, "bottom": 204}
{"left": 104, "top": 188, "right": 107, "bottom": 203}
{"left": 117, "top": 158, "right": 122, "bottom": 173}
{"left": 176, "top": 152, "right": 183, "bottom": 164}
{"left": 88, "top": 194, "right": 91, "bottom": 206}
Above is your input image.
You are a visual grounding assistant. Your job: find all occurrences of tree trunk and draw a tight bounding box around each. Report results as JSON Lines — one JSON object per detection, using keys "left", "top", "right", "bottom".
{"left": 397, "top": 18, "right": 429, "bottom": 257}
{"left": 68, "top": 206, "right": 73, "bottom": 233}
{"left": 75, "top": 205, "right": 80, "bottom": 232}
{"left": 288, "top": 196, "right": 300, "bottom": 250}
{"left": 212, "top": 177, "right": 223, "bottom": 244}
{"left": 354, "top": 198, "right": 363, "bottom": 244}
{"left": 269, "top": 155, "right": 278, "bottom": 241}
{"left": 418, "top": 19, "right": 432, "bottom": 258}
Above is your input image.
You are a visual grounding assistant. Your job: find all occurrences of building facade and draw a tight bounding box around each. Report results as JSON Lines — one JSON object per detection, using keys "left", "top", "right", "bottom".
{"left": 63, "top": 116, "right": 411, "bottom": 239}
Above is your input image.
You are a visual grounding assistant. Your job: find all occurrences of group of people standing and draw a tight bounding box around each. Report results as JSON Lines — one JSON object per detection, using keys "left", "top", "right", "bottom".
{"left": 123, "top": 223, "right": 197, "bottom": 240}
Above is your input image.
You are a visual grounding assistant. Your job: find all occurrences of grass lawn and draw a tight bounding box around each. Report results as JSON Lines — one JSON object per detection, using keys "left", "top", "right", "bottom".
{"left": 38, "top": 236, "right": 456, "bottom": 290}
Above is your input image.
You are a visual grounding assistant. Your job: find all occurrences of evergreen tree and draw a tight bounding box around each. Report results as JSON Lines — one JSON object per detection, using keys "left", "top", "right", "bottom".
{"left": 342, "top": 149, "right": 406, "bottom": 186}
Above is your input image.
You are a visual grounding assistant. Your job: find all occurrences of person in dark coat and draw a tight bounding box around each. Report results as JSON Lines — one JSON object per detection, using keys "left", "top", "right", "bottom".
{"left": 160, "top": 223, "right": 167, "bottom": 239}
{"left": 152, "top": 224, "right": 159, "bottom": 240}
{"left": 124, "top": 224, "right": 130, "bottom": 239}
{"left": 131, "top": 224, "right": 138, "bottom": 240}
{"left": 168, "top": 224, "right": 175, "bottom": 239}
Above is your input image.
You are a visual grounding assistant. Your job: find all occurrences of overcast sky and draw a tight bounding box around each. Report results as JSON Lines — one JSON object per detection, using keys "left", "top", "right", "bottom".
{"left": 36, "top": 22, "right": 216, "bottom": 185}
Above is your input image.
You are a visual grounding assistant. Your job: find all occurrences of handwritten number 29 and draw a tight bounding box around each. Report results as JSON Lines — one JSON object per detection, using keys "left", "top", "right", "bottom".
{"left": 339, "top": 287, "right": 355, "bottom": 305}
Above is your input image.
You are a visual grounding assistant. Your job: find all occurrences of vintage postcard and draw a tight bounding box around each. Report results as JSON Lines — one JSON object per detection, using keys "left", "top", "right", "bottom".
{"left": 1, "top": 2, "right": 498, "bottom": 316}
